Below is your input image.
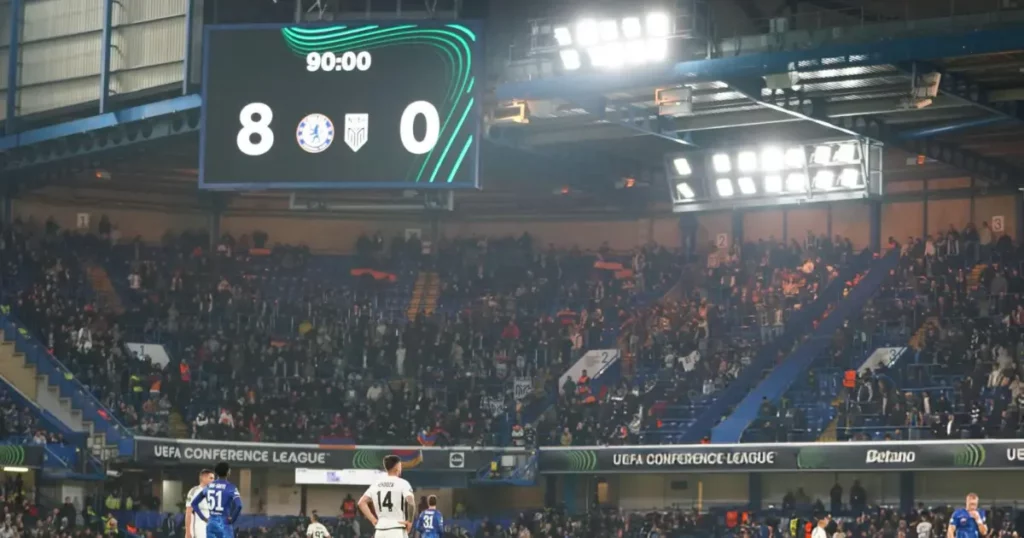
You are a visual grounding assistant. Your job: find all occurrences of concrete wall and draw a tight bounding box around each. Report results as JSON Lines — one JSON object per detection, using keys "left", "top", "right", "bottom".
{"left": 12, "top": 191, "right": 1019, "bottom": 254}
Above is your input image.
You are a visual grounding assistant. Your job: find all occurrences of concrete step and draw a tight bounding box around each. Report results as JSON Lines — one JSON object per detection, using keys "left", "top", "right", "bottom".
{"left": 1, "top": 329, "right": 118, "bottom": 460}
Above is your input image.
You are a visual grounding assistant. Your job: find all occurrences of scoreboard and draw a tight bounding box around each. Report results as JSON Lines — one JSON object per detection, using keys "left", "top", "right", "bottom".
{"left": 199, "top": 22, "right": 482, "bottom": 190}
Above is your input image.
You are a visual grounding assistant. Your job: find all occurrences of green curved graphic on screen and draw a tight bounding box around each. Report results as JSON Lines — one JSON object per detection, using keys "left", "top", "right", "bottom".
{"left": 566, "top": 450, "right": 598, "bottom": 472}
{"left": 281, "top": 25, "right": 476, "bottom": 184}
{"left": 953, "top": 444, "right": 986, "bottom": 467}
{"left": 352, "top": 449, "right": 382, "bottom": 469}
{"left": 0, "top": 446, "right": 26, "bottom": 466}
{"left": 796, "top": 447, "right": 828, "bottom": 470}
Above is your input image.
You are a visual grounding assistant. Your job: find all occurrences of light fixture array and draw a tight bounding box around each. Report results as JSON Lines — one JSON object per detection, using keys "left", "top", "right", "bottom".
{"left": 667, "top": 141, "right": 868, "bottom": 202}
{"left": 554, "top": 13, "right": 671, "bottom": 70}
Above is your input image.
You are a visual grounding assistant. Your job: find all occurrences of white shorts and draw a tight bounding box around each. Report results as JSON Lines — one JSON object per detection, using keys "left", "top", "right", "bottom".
{"left": 191, "top": 519, "right": 207, "bottom": 538}
{"left": 374, "top": 528, "right": 407, "bottom": 538}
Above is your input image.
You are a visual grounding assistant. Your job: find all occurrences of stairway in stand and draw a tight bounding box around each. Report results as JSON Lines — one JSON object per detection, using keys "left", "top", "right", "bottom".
{"left": 817, "top": 315, "right": 937, "bottom": 442}
{"left": 908, "top": 316, "right": 938, "bottom": 350}
{"left": 168, "top": 411, "right": 189, "bottom": 438}
{"left": 967, "top": 264, "right": 987, "bottom": 291}
{"left": 406, "top": 272, "right": 439, "bottom": 320}
{"left": 86, "top": 263, "right": 124, "bottom": 315}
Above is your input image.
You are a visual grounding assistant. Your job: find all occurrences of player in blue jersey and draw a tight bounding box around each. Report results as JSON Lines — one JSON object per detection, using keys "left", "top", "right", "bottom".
{"left": 190, "top": 462, "right": 243, "bottom": 538}
{"left": 948, "top": 493, "right": 988, "bottom": 538}
{"left": 414, "top": 495, "right": 444, "bottom": 538}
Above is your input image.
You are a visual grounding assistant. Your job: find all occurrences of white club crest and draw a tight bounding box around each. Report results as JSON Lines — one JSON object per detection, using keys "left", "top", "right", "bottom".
{"left": 344, "top": 113, "right": 369, "bottom": 152}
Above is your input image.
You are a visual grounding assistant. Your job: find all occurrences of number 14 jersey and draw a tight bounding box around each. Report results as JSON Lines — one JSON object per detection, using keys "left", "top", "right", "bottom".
{"left": 363, "top": 477, "right": 413, "bottom": 530}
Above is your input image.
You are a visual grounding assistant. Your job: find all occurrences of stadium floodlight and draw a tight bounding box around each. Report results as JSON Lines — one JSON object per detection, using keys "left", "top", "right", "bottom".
{"left": 646, "top": 12, "right": 671, "bottom": 37}
{"left": 646, "top": 38, "right": 669, "bottom": 62}
{"left": 598, "top": 19, "right": 619, "bottom": 41}
{"left": 556, "top": 11, "right": 672, "bottom": 71}
{"left": 676, "top": 182, "right": 695, "bottom": 199}
{"left": 560, "top": 49, "right": 582, "bottom": 70}
{"left": 716, "top": 178, "right": 734, "bottom": 197}
{"left": 839, "top": 167, "right": 860, "bottom": 188}
{"left": 622, "top": 17, "right": 642, "bottom": 39}
{"left": 554, "top": 26, "right": 573, "bottom": 46}
{"left": 786, "top": 172, "right": 808, "bottom": 192}
{"left": 833, "top": 143, "right": 858, "bottom": 163}
{"left": 624, "top": 41, "right": 647, "bottom": 63}
{"left": 672, "top": 157, "right": 692, "bottom": 176}
{"left": 761, "top": 147, "right": 784, "bottom": 172}
{"left": 576, "top": 19, "right": 599, "bottom": 46}
{"left": 589, "top": 43, "right": 624, "bottom": 68}
{"left": 812, "top": 144, "right": 833, "bottom": 164}
{"left": 813, "top": 170, "right": 836, "bottom": 190}
{"left": 668, "top": 138, "right": 876, "bottom": 213}
{"left": 785, "top": 147, "right": 805, "bottom": 169}
{"left": 737, "top": 151, "right": 758, "bottom": 173}
{"left": 712, "top": 153, "right": 732, "bottom": 173}
{"left": 737, "top": 177, "right": 756, "bottom": 195}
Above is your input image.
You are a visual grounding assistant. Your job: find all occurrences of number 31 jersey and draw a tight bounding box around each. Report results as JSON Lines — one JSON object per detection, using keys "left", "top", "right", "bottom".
{"left": 362, "top": 477, "right": 414, "bottom": 530}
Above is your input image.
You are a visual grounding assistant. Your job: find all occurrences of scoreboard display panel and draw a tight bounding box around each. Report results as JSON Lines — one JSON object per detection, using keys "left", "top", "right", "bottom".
{"left": 199, "top": 22, "right": 482, "bottom": 190}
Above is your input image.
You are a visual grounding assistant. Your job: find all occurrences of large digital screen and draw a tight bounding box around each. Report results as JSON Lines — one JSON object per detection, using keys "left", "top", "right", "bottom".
{"left": 199, "top": 22, "right": 482, "bottom": 190}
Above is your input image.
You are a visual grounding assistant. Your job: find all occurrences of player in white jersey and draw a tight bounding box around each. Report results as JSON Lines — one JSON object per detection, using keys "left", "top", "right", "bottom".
{"left": 358, "top": 455, "right": 416, "bottom": 538}
{"left": 185, "top": 469, "right": 216, "bottom": 538}
{"left": 306, "top": 513, "right": 331, "bottom": 538}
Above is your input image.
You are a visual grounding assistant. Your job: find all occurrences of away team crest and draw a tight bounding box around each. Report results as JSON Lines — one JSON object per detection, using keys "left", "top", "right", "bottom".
{"left": 345, "top": 113, "right": 369, "bottom": 152}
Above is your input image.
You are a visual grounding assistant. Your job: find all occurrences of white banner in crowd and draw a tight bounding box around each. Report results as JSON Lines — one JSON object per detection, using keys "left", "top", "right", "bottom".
{"left": 126, "top": 343, "right": 171, "bottom": 368}
{"left": 858, "top": 346, "right": 907, "bottom": 374}
{"left": 559, "top": 349, "right": 621, "bottom": 395}
{"left": 680, "top": 350, "right": 701, "bottom": 372}
{"left": 514, "top": 378, "right": 533, "bottom": 401}
{"left": 482, "top": 396, "right": 506, "bottom": 416}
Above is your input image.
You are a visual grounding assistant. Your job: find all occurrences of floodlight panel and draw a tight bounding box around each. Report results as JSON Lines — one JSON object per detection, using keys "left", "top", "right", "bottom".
{"left": 716, "top": 178, "right": 734, "bottom": 197}
{"left": 598, "top": 19, "right": 619, "bottom": 41}
{"left": 622, "top": 17, "right": 642, "bottom": 39}
{"left": 554, "top": 26, "right": 573, "bottom": 46}
{"left": 577, "top": 19, "right": 599, "bottom": 46}
{"left": 737, "top": 177, "right": 756, "bottom": 195}
{"left": 672, "top": 157, "right": 692, "bottom": 176}
{"left": 712, "top": 153, "right": 732, "bottom": 173}
{"left": 559, "top": 49, "right": 581, "bottom": 70}
{"left": 646, "top": 12, "right": 671, "bottom": 37}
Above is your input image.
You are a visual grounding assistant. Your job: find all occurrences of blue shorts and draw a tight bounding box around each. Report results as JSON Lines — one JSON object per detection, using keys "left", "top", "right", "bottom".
{"left": 207, "top": 519, "right": 234, "bottom": 538}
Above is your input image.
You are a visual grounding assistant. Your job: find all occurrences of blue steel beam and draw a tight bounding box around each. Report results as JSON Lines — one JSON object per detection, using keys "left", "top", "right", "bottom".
{"left": 497, "top": 25, "right": 1024, "bottom": 100}
{"left": 1, "top": 109, "right": 199, "bottom": 173}
{"left": 5, "top": 0, "right": 22, "bottom": 134}
{"left": 899, "top": 61, "right": 1024, "bottom": 124}
{"left": 0, "top": 94, "right": 200, "bottom": 151}
{"left": 99, "top": 0, "right": 114, "bottom": 113}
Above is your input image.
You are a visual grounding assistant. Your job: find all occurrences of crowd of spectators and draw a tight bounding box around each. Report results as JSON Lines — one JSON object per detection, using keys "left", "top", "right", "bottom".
{"left": 537, "top": 233, "right": 859, "bottom": 446}
{"left": 0, "top": 216, "right": 685, "bottom": 448}
{"left": 739, "top": 223, "right": 1024, "bottom": 442}
{"left": 0, "top": 387, "right": 64, "bottom": 446}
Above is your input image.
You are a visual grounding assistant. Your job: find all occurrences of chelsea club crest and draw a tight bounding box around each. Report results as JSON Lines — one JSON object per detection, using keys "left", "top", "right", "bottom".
{"left": 296, "top": 113, "right": 334, "bottom": 154}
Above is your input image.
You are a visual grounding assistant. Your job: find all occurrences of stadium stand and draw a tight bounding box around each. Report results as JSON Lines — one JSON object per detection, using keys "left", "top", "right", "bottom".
{"left": 11, "top": 0, "right": 1024, "bottom": 535}
{"left": 1, "top": 218, "right": 687, "bottom": 446}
